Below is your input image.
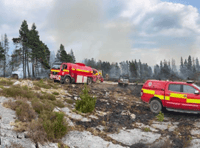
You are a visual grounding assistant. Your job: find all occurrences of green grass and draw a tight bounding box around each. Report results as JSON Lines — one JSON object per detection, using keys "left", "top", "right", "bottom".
{"left": 143, "top": 127, "right": 151, "bottom": 132}
{"left": 1, "top": 85, "right": 35, "bottom": 99}
{"left": 33, "top": 79, "right": 59, "bottom": 89}
{"left": 0, "top": 79, "right": 14, "bottom": 86}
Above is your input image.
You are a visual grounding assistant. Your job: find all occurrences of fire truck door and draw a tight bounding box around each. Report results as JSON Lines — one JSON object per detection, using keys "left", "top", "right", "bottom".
{"left": 181, "top": 85, "right": 200, "bottom": 110}
{"left": 165, "top": 84, "right": 184, "bottom": 109}
{"left": 62, "top": 64, "right": 69, "bottom": 74}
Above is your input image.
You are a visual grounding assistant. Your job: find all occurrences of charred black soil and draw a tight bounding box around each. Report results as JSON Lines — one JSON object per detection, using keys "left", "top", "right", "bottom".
{"left": 64, "top": 82, "right": 199, "bottom": 148}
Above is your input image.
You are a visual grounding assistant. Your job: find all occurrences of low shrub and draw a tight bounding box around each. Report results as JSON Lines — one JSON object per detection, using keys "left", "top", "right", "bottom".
{"left": 66, "top": 99, "right": 75, "bottom": 104}
{"left": 32, "top": 98, "right": 44, "bottom": 114}
{"left": 52, "top": 92, "right": 59, "bottom": 95}
{"left": 12, "top": 120, "right": 28, "bottom": 132}
{"left": 6, "top": 142, "right": 24, "bottom": 148}
{"left": 0, "top": 79, "right": 13, "bottom": 86}
{"left": 156, "top": 111, "right": 164, "bottom": 122}
{"left": 75, "top": 84, "right": 96, "bottom": 113}
{"left": 39, "top": 93, "right": 56, "bottom": 101}
{"left": 4, "top": 100, "right": 36, "bottom": 122}
{"left": 1, "top": 85, "right": 35, "bottom": 100}
{"left": 15, "top": 101, "right": 36, "bottom": 122}
{"left": 58, "top": 142, "right": 69, "bottom": 148}
{"left": 40, "top": 111, "right": 68, "bottom": 141}
{"left": 41, "top": 99, "right": 55, "bottom": 112}
{"left": 33, "top": 81, "right": 51, "bottom": 89}
{"left": 52, "top": 100, "right": 65, "bottom": 108}
{"left": 27, "top": 119, "right": 48, "bottom": 144}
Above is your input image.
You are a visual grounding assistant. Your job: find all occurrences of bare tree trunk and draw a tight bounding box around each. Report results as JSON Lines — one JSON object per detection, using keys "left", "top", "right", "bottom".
{"left": 27, "top": 54, "right": 30, "bottom": 78}
{"left": 23, "top": 44, "right": 25, "bottom": 79}
{"left": 3, "top": 57, "right": 5, "bottom": 77}
{"left": 24, "top": 48, "right": 26, "bottom": 78}
{"left": 26, "top": 47, "right": 30, "bottom": 78}
{"left": 12, "top": 56, "right": 13, "bottom": 71}
{"left": 32, "top": 58, "right": 35, "bottom": 78}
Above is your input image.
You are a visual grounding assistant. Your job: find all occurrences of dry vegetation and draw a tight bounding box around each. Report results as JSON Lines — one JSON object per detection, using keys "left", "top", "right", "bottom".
{"left": 1, "top": 78, "right": 68, "bottom": 145}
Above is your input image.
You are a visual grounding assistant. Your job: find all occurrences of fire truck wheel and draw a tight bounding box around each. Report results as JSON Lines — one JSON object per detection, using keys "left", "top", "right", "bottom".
{"left": 64, "top": 77, "right": 71, "bottom": 84}
{"left": 150, "top": 100, "right": 162, "bottom": 114}
{"left": 87, "top": 78, "right": 92, "bottom": 85}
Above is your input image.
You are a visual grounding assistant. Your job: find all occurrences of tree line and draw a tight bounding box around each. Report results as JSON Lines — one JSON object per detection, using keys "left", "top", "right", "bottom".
{"left": 84, "top": 58, "right": 153, "bottom": 79}
{"left": 0, "top": 20, "right": 75, "bottom": 78}
{"left": 0, "top": 20, "right": 200, "bottom": 80}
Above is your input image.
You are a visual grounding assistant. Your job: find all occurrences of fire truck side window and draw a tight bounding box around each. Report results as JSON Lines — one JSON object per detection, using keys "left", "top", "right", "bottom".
{"left": 168, "top": 84, "right": 181, "bottom": 92}
{"left": 183, "top": 85, "right": 196, "bottom": 94}
{"left": 62, "top": 65, "right": 67, "bottom": 69}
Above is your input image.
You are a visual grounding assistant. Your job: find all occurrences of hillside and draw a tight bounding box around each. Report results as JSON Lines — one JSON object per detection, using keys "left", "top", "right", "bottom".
{"left": 0, "top": 78, "right": 200, "bottom": 148}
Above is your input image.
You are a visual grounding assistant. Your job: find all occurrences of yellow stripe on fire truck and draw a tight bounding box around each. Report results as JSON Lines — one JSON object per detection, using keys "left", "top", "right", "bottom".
{"left": 170, "top": 93, "right": 187, "bottom": 99}
{"left": 51, "top": 70, "right": 60, "bottom": 72}
{"left": 63, "top": 69, "right": 69, "bottom": 72}
{"left": 76, "top": 69, "right": 91, "bottom": 73}
{"left": 186, "top": 99, "right": 200, "bottom": 104}
{"left": 165, "top": 96, "right": 170, "bottom": 100}
{"left": 142, "top": 89, "right": 169, "bottom": 100}
{"left": 154, "top": 94, "right": 164, "bottom": 100}
{"left": 142, "top": 89, "right": 155, "bottom": 95}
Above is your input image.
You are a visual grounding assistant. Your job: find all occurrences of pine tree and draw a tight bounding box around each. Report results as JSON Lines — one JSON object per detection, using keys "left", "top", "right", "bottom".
{"left": 70, "top": 49, "right": 76, "bottom": 63}
{"left": 19, "top": 20, "right": 29, "bottom": 78}
{"left": 28, "top": 23, "right": 40, "bottom": 77}
{"left": 188, "top": 55, "right": 192, "bottom": 70}
{"left": 0, "top": 42, "right": 5, "bottom": 60}
{"left": 196, "top": 58, "right": 199, "bottom": 72}
{"left": 1, "top": 34, "right": 9, "bottom": 77}
{"left": 55, "top": 44, "right": 73, "bottom": 63}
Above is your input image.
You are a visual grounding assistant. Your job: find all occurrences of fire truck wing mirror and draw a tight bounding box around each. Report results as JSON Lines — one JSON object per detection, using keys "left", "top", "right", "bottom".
{"left": 195, "top": 90, "right": 199, "bottom": 95}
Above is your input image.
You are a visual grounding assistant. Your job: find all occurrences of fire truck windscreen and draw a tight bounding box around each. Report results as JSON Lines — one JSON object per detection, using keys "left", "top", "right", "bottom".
{"left": 52, "top": 64, "right": 61, "bottom": 69}
{"left": 193, "top": 83, "right": 200, "bottom": 90}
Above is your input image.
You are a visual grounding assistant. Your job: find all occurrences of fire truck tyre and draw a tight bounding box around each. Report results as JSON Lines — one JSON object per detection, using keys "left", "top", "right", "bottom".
{"left": 87, "top": 78, "right": 92, "bottom": 85}
{"left": 150, "top": 100, "right": 162, "bottom": 114}
{"left": 64, "top": 77, "right": 71, "bottom": 84}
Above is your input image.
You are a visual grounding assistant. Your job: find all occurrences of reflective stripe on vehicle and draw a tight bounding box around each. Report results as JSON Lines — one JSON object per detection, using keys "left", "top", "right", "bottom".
{"left": 142, "top": 89, "right": 155, "bottom": 95}
{"left": 170, "top": 93, "right": 187, "bottom": 99}
{"left": 186, "top": 99, "right": 200, "bottom": 104}
{"left": 76, "top": 69, "right": 90, "bottom": 73}
{"left": 165, "top": 96, "right": 170, "bottom": 100}
{"left": 63, "top": 69, "right": 69, "bottom": 72}
{"left": 154, "top": 94, "right": 164, "bottom": 100}
{"left": 51, "top": 70, "right": 60, "bottom": 72}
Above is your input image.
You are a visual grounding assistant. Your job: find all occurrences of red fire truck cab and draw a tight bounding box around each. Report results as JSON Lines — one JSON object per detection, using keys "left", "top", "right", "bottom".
{"left": 92, "top": 69, "right": 104, "bottom": 83}
{"left": 141, "top": 80, "right": 200, "bottom": 114}
{"left": 50, "top": 62, "right": 96, "bottom": 85}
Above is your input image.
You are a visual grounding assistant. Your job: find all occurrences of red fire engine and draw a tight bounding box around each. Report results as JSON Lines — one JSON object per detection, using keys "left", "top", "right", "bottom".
{"left": 50, "top": 62, "right": 103, "bottom": 84}
{"left": 141, "top": 80, "right": 200, "bottom": 114}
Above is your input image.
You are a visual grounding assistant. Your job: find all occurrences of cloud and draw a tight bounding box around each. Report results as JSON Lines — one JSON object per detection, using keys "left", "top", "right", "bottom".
{"left": 1, "top": 0, "right": 200, "bottom": 67}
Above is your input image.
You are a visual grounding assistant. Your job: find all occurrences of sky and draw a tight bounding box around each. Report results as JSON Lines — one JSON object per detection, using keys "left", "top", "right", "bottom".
{"left": 1, "top": 0, "right": 200, "bottom": 67}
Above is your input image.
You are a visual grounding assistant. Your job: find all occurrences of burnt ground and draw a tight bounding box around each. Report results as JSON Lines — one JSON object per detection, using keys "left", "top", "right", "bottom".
{"left": 62, "top": 82, "right": 200, "bottom": 148}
